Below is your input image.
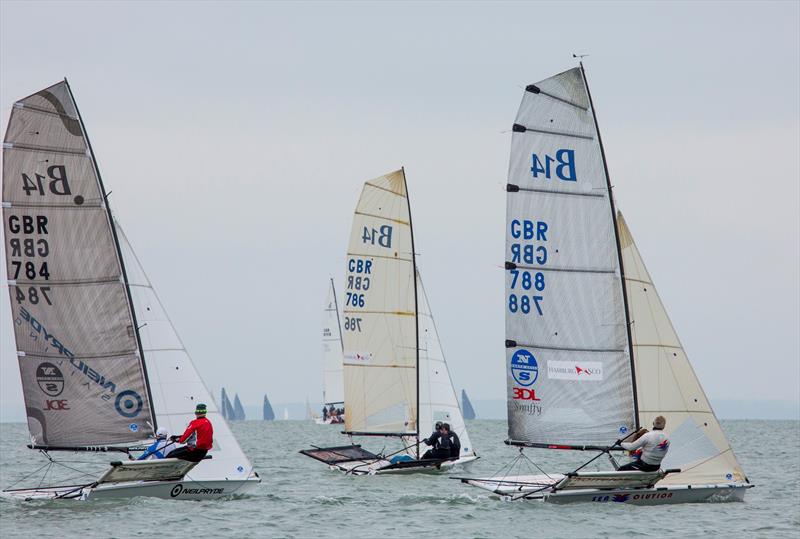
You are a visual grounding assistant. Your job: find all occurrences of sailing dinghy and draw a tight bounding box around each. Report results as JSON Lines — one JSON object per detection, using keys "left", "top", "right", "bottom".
{"left": 301, "top": 169, "right": 477, "bottom": 474}
{"left": 316, "top": 278, "right": 346, "bottom": 424}
{"left": 1, "top": 80, "right": 260, "bottom": 500}
{"left": 458, "top": 65, "right": 751, "bottom": 504}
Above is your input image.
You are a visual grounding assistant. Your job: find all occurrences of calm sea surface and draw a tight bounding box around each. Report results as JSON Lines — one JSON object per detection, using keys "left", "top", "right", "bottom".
{"left": 0, "top": 419, "right": 797, "bottom": 538}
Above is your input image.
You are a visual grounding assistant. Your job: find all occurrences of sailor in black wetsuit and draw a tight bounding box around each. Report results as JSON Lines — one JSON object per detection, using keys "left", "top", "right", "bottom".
{"left": 421, "top": 421, "right": 443, "bottom": 459}
{"left": 442, "top": 423, "right": 461, "bottom": 458}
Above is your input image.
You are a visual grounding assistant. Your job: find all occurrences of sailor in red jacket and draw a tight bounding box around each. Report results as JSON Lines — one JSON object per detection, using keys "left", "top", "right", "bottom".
{"left": 166, "top": 403, "right": 214, "bottom": 462}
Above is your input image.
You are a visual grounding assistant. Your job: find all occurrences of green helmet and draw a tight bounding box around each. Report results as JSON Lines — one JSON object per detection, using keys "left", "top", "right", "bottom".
{"left": 195, "top": 403, "right": 208, "bottom": 415}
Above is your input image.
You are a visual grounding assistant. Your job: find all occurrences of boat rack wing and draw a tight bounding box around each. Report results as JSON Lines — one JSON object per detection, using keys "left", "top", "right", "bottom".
{"left": 299, "top": 444, "right": 382, "bottom": 465}
{"left": 553, "top": 469, "right": 680, "bottom": 491}
{"left": 96, "top": 458, "right": 200, "bottom": 484}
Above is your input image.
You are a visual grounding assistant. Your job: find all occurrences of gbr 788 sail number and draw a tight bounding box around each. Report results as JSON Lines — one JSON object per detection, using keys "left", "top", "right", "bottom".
{"left": 508, "top": 219, "right": 548, "bottom": 316}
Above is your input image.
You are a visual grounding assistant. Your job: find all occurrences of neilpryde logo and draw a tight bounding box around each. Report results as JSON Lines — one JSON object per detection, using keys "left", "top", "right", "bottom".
{"left": 170, "top": 484, "right": 183, "bottom": 497}
{"left": 36, "top": 362, "right": 64, "bottom": 397}
{"left": 511, "top": 349, "right": 538, "bottom": 387}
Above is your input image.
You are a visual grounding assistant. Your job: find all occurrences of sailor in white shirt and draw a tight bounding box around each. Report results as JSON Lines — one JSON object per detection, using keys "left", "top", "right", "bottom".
{"left": 617, "top": 416, "right": 670, "bottom": 472}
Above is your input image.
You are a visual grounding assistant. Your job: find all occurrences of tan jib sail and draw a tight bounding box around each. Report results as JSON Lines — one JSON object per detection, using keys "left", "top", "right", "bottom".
{"left": 618, "top": 213, "right": 747, "bottom": 484}
{"left": 2, "top": 81, "right": 155, "bottom": 446}
{"left": 342, "top": 169, "right": 417, "bottom": 435}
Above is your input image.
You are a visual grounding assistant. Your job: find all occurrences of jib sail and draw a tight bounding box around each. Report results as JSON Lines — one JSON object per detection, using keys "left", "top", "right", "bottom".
{"left": 505, "top": 67, "right": 636, "bottom": 447}
{"left": 342, "top": 169, "right": 418, "bottom": 435}
{"left": 2, "top": 81, "right": 155, "bottom": 446}
{"left": 618, "top": 213, "right": 747, "bottom": 484}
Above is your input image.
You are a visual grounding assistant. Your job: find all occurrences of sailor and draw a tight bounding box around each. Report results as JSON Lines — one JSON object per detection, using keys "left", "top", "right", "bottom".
{"left": 617, "top": 416, "right": 670, "bottom": 472}
{"left": 421, "top": 421, "right": 443, "bottom": 459}
{"left": 322, "top": 407, "right": 328, "bottom": 420}
{"left": 137, "top": 428, "right": 170, "bottom": 460}
{"left": 167, "top": 403, "right": 214, "bottom": 462}
{"left": 442, "top": 423, "right": 461, "bottom": 458}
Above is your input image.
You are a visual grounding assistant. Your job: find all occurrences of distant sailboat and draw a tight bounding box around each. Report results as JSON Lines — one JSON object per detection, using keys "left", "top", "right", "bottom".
{"left": 233, "top": 394, "right": 246, "bottom": 421}
{"left": 301, "top": 169, "right": 477, "bottom": 474}
{"left": 461, "top": 390, "right": 476, "bottom": 420}
{"left": 283, "top": 408, "right": 289, "bottom": 421}
{"left": 318, "top": 278, "right": 345, "bottom": 425}
{"left": 263, "top": 395, "right": 275, "bottom": 421}
{"left": 459, "top": 64, "right": 751, "bottom": 504}
{"left": 0, "top": 80, "right": 259, "bottom": 500}
{"left": 220, "top": 388, "right": 235, "bottom": 420}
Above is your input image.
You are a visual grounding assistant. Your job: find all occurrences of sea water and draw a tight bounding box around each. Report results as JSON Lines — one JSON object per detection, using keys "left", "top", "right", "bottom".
{"left": 0, "top": 420, "right": 797, "bottom": 538}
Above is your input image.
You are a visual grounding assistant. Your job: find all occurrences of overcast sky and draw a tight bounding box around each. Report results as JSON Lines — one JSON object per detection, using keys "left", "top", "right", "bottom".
{"left": 1, "top": 1, "right": 798, "bottom": 421}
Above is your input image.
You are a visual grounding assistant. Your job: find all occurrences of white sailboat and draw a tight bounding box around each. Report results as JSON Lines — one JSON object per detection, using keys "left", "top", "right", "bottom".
{"left": 301, "top": 169, "right": 477, "bottom": 474}
{"left": 459, "top": 65, "right": 751, "bottom": 504}
{"left": 1, "top": 80, "right": 260, "bottom": 500}
{"left": 316, "top": 278, "right": 345, "bottom": 425}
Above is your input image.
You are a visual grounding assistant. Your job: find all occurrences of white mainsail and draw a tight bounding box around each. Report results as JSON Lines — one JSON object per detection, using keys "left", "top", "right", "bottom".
{"left": 117, "top": 223, "right": 255, "bottom": 483}
{"left": 505, "top": 67, "right": 635, "bottom": 447}
{"left": 342, "top": 169, "right": 417, "bottom": 436}
{"left": 322, "top": 278, "right": 345, "bottom": 406}
{"left": 416, "top": 271, "right": 475, "bottom": 459}
{"left": 618, "top": 213, "right": 746, "bottom": 485}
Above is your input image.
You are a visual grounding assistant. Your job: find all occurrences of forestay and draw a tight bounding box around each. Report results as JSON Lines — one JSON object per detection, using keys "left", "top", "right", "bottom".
{"left": 322, "top": 278, "right": 345, "bottom": 405}
{"left": 505, "top": 67, "right": 636, "bottom": 447}
{"left": 116, "top": 223, "right": 254, "bottom": 482}
{"left": 416, "top": 271, "right": 474, "bottom": 459}
{"left": 343, "top": 169, "right": 417, "bottom": 435}
{"left": 2, "top": 81, "right": 155, "bottom": 446}
{"left": 618, "top": 213, "right": 747, "bottom": 485}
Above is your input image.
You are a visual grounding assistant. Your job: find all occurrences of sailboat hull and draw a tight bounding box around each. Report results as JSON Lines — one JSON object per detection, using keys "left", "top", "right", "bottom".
{"left": 332, "top": 455, "right": 479, "bottom": 475}
{"left": 462, "top": 474, "right": 751, "bottom": 505}
{"left": 2, "top": 477, "right": 261, "bottom": 501}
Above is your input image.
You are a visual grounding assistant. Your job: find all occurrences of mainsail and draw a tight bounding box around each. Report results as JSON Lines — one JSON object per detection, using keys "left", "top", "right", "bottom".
{"left": 2, "top": 81, "right": 155, "bottom": 446}
{"left": 322, "top": 278, "right": 345, "bottom": 406}
{"left": 505, "top": 67, "right": 636, "bottom": 447}
{"left": 342, "top": 169, "right": 418, "bottom": 436}
{"left": 263, "top": 395, "right": 275, "bottom": 421}
{"left": 618, "top": 213, "right": 746, "bottom": 484}
{"left": 461, "top": 390, "right": 476, "bottom": 420}
{"left": 233, "top": 394, "right": 246, "bottom": 421}
{"left": 220, "top": 387, "right": 234, "bottom": 420}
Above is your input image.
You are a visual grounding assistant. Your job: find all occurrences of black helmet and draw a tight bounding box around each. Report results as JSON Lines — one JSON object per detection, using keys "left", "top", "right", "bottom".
{"left": 434, "top": 421, "right": 443, "bottom": 430}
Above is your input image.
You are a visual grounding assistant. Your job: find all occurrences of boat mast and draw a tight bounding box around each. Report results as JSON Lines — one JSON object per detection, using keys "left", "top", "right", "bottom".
{"left": 331, "top": 277, "right": 344, "bottom": 354}
{"left": 401, "top": 167, "right": 421, "bottom": 456}
{"left": 579, "top": 64, "right": 639, "bottom": 430}
{"left": 64, "top": 78, "right": 158, "bottom": 431}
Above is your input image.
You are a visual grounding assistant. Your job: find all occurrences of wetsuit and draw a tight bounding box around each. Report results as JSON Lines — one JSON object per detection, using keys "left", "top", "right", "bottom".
{"left": 421, "top": 430, "right": 441, "bottom": 459}
{"left": 167, "top": 416, "right": 213, "bottom": 462}
{"left": 448, "top": 431, "right": 461, "bottom": 458}
{"left": 618, "top": 429, "right": 669, "bottom": 472}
